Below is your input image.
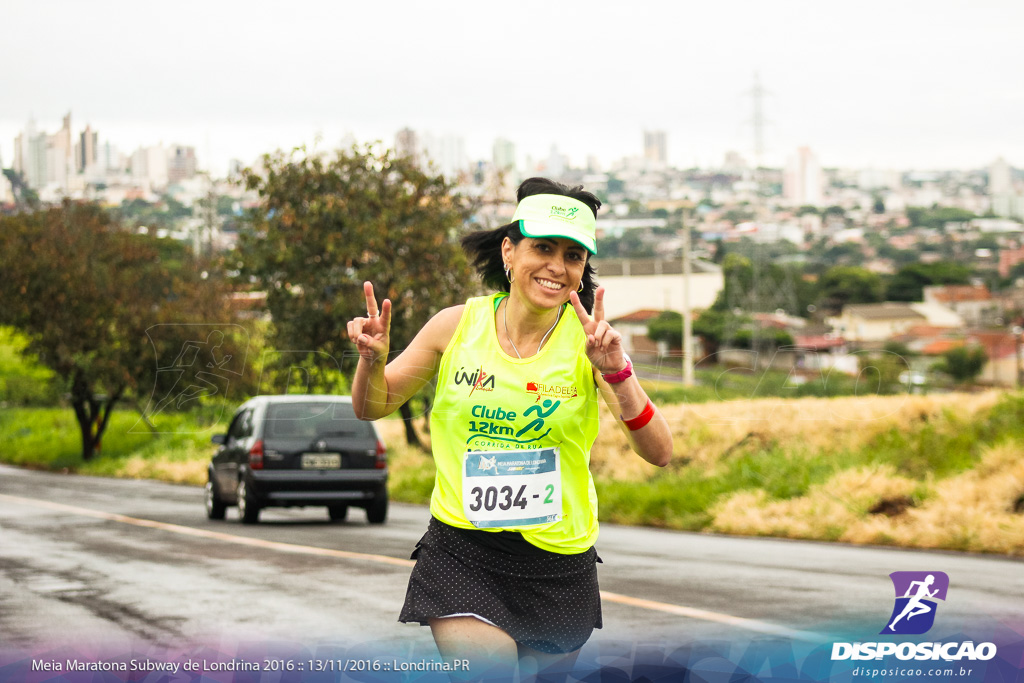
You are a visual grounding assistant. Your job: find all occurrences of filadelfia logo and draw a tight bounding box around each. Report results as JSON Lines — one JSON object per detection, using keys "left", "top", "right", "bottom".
{"left": 831, "top": 571, "right": 997, "bottom": 664}
{"left": 526, "top": 381, "right": 578, "bottom": 401}
{"left": 454, "top": 366, "right": 496, "bottom": 396}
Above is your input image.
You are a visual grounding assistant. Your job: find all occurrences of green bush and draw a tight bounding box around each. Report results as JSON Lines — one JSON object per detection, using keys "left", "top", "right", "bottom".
{"left": 0, "top": 326, "right": 60, "bottom": 406}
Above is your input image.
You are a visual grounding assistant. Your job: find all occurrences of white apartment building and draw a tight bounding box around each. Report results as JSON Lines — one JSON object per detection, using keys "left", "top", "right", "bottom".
{"left": 493, "top": 138, "right": 516, "bottom": 172}
{"left": 783, "top": 146, "right": 823, "bottom": 206}
{"left": 989, "top": 157, "right": 1012, "bottom": 196}
{"left": 422, "top": 133, "right": 467, "bottom": 180}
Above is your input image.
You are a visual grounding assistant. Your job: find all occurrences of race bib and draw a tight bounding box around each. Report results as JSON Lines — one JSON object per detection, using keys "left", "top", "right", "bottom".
{"left": 462, "top": 448, "right": 562, "bottom": 528}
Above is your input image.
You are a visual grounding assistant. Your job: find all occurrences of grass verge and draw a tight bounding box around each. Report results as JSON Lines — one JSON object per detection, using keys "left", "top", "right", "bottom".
{"left": 2, "top": 392, "right": 1023, "bottom": 555}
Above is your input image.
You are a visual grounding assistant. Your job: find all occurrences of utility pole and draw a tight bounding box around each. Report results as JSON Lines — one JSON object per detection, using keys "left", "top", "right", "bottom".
{"left": 1014, "top": 326, "right": 1023, "bottom": 388}
{"left": 682, "top": 209, "right": 694, "bottom": 386}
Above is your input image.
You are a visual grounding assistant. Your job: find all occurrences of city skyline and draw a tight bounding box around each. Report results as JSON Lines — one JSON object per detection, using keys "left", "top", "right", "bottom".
{"left": 3, "top": 1, "right": 1022, "bottom": 175}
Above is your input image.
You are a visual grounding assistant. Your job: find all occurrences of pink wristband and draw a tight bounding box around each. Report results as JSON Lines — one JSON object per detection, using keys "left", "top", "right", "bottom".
{"left": 602, "top": 354, "right": 633, "bottom": 384}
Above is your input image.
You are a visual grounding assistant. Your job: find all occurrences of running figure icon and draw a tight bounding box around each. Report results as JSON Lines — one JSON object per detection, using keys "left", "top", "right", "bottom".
{"left": 887, "top": 574, "right": 938, "bottom": 631}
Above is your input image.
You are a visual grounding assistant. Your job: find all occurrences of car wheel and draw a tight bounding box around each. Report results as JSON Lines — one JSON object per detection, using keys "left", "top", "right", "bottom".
{"left": 205, "top": 476, "right": 227, "bottom": 520}
{"left": 327, "top": 505, "right": 348, "bottom": 522}
{"left": 237, "top": 479, "right": 260, "bottom": 524}
{"left": 366, "top": 489, "right": 388, "bottom": 525}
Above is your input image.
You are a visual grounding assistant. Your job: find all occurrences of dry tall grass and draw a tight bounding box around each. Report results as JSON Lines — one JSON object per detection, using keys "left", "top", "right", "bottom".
{"left": 588, "top": 390, "right": 1001, "bottom": 480}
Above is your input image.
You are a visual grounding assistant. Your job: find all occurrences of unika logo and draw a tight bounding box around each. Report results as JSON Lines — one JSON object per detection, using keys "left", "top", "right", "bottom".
{"left": 454, "top": 366, "right": 496, "bottom": 395}
{"left": 881, "top": 571, "right": 949, "bottom": 635}
{"left": 526, "top": 381, "right": 578, "bottom": 402}
{"left": 548, "top": 205, "right": 579, "bottom": 221}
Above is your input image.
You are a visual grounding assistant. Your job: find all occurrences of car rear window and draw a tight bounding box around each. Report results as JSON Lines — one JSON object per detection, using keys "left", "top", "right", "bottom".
{"left": 264, "top": 402, "right": 375, "bottom": 440}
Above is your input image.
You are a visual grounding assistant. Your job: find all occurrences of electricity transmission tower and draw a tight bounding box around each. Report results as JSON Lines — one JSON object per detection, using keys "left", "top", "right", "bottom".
{"left": 721, "top": 72, "right": 800, "bottom": 361}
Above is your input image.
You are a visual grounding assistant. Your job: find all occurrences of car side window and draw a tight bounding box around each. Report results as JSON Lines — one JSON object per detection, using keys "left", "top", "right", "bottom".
{"left": 227, "top": 409, "right": 250, "bottom": 442}
{"left": 240, "top": 410, "right": 255, "bottom": 438}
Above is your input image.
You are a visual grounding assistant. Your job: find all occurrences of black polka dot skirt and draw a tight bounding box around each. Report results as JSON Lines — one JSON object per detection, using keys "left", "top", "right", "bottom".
{"left": 399, "top": 517, "right": 603, "bottom": 654}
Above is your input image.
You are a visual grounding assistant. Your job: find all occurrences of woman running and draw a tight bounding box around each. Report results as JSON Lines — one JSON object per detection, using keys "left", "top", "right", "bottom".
{"left": 347, "top": 177, "right": 673, "bottom": 680}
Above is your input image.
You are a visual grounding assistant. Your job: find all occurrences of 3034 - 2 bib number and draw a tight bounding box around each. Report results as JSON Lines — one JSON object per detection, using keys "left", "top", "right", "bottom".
{"left": 462, "top": 448, "right": 561, "bottom": 528}
{"left": 467, "top": 483, "right": 555, "bottom": 513}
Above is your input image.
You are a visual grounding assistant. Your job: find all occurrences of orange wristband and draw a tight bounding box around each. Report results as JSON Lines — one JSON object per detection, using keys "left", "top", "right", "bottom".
{"left": 622, "top": 399, "right": 655, "bottom": 431}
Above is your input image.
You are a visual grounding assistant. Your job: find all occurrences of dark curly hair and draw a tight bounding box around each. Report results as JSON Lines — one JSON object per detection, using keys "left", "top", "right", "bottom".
{"left": 461, "top": 177, "right": 602, "bottom": 313}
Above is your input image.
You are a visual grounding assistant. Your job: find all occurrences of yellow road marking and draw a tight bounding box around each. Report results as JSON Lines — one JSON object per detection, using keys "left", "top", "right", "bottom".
{"left": 1, "top": 493, "right": 825, "bottom": 641}
{"left": 599, "top": 591, "right": 825, "bottom": 642}
{"left": 0, "top": 493, "right": 415, "bottom": 568}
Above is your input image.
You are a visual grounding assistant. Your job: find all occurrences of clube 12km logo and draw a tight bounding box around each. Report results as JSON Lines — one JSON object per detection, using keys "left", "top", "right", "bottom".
{"left": 831, "top": 572, "right": 997, "bottom": 663}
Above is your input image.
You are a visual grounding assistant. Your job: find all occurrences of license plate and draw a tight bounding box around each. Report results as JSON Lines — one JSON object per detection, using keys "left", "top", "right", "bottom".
{"left": 301, "top": 453, "right": 341, "bottom": 469}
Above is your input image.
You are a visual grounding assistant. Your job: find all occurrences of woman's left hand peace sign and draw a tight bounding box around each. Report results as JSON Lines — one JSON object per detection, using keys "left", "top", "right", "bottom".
{"left": 570, "top": 286, "right": 626, "bottom": 375}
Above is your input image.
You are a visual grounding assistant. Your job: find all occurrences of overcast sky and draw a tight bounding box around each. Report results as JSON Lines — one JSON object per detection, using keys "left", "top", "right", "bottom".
{"left": 3, "top": 0, "right": 1022, "bottom": 175}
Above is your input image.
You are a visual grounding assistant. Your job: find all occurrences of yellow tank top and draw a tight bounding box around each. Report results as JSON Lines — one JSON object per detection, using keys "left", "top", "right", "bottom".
{"left": 429, "top": 293, "right": 601, "bottom": 554}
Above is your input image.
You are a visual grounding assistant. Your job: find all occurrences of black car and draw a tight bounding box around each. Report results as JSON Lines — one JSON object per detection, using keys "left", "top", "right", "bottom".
{"left": 205, "top": 395, "right": 388, "bottom": 524}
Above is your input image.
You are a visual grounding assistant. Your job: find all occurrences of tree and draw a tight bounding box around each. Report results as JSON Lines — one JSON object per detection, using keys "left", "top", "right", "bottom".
{"left": 933, "top": 346, "right": 988, "bottom": 385}
{"left": 885, "top": 262, "right": 972, "bottom": 302}
{"left": 238, "top": 144, "right": 475, "bottom": 447}
{"left": 820, "top": 242, "right": 867, "bottom": 267}
{"left": 709, "top": 252, "right": 806, "bottom": 317}
{"left": 2, "top": 169, "right": 40, "bottom": 211}
{"left": 647, "top": 311, "right": 683, "bottom": 349}
{"left": 0, "top": 202, "right": 233, "bottom": 460}
{"left": 819, "top": 266, "right": 884, "bottom": 313}
{"left": 906, "top": 206, "right": 975, "bottom": 231}
{"left": 647, "top": 309, "right": 781, "bottom": 361}
{"left": 1007, "top": 261, "right": 1024, "bottom": 282}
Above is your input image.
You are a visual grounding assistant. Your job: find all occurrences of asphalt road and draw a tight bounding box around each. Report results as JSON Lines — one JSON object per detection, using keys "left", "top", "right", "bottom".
{"left": 1, "top": 463, "right": 1022, "bottom": 661}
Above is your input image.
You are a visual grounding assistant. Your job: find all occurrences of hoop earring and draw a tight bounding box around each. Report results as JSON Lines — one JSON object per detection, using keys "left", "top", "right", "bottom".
{"left": 578, "top": 279, "right": 584, "bottom": 292}
{"left": 505, "top": 264, "right": 515, "bottom": 284}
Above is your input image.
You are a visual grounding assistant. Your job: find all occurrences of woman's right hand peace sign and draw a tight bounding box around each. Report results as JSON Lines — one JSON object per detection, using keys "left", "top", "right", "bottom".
{"left": 346, "top": 281, "right": 392, "bottom": 363}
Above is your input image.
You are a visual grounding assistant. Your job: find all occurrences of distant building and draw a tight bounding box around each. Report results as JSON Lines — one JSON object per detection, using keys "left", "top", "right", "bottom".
{"left": 422, "top": 133, "right": 466, "bottom": 180}
{"left": 1000, "top": 243, "right": 1024, "bottom": 278}
{"left": 644, "top": 130, "right": 667, "bottom": 165}
{"left": 543, "top": 145, "right": 567, "bottom": 178}
{"left": 590, "top": 258, "right": 724, "bottom": 319}
{"left": 0, "top": 152, "right": 13, "bottom": 204}
{"left": 228, "top": 159, "right": 245, "bottom": 180}
{"left": 40, "top": 112, "right": 74, "bottom": 193}
{"left": 13, "top": 118, "right": 49, "bottom": 191}
{"left": 77, "top": 125, "right": 98, "bottom": 173}
{"left": 493, "top": 138, "right": 516, "bottom": 172}
{"left": 130, "top": 145, "right": 170, "bottom": 189}
{"left": 923, "top": 284, "right": 1002, "bottom": 327}
{"left": 783, "top": 146, "right": 823, "bottom": 206}
{"left": 168, "top": 145, "right": 198, "bottom": 184}
{"left": 989, "top": 157, "right": 1012, "bottom": 196}
{"left": 395, "top": 128, "right": 420, "bottom": 163}
{"left": 857, "top": 168, "right": 901, "bottom": 191}
{"left": 722, "top": 150, "right": 748, "bottom": 175}
{"left": 828, "top": 302, "right": 964, "bottom": 344}
{"left": 98, "top": 141, "right": 123, "bottom": 174}
{"left": 609, "top": 309, "right": 667, "bottom": 361}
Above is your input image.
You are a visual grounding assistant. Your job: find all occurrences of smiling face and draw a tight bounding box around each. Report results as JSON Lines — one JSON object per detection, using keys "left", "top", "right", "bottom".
{"left": 502, "top": 236, "right": 588, "bottom": 309}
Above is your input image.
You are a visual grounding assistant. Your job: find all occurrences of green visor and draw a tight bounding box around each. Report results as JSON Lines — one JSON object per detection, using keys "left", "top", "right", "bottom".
{"left": 511, "top": 194, "right": 597, "bottom": 254}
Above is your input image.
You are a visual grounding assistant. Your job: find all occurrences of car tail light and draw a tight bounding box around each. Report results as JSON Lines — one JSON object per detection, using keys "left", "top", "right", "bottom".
{"left": 249, "top": 440, "right": 264, "bottom": 470}
{"left": 375, "top": 439, "right": 387, "bottom": 469}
